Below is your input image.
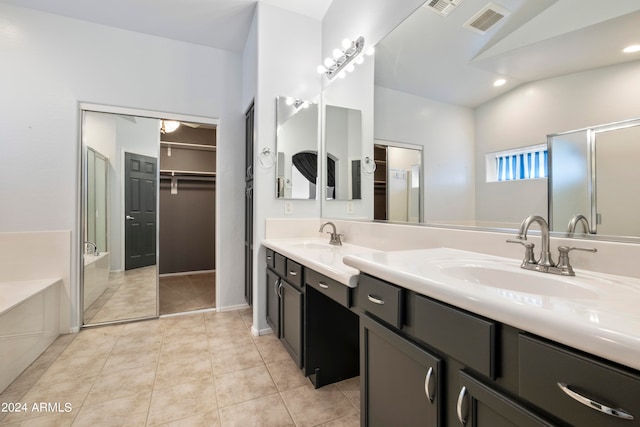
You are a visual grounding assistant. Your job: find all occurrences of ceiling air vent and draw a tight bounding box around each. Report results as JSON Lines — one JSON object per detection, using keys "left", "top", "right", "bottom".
{"left": 425, "top": 0, "right": 465, "bottom": 17}
{"left": 463, "top": 3, "right": 511, "bottom": 34}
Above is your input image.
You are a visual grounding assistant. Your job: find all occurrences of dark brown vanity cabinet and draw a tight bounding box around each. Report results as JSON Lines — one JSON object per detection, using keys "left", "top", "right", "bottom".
{"left": 457, "top": 371, "right": 555, "bottom": 427}
{"left": 361, "top": 315, "right": 442, "bottom": 427}
{"left": 265, "top": 250, "right": 303, "bottom": 368}
{"left": 356, "top": 273, "right": 640, "bottom": 427}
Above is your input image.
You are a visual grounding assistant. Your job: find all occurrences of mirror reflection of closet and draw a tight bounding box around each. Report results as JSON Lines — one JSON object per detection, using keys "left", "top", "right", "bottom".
{"left": 373, "top": 141, "right": 422, "bottom": 223}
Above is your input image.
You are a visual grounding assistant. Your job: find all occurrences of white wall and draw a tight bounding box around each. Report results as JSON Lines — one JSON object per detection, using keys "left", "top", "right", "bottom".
{"left": 0, "top": 3, "right": 244, "bottom": 330}
{"left": 251, "top": 4, "right": 322, "bottom": 333}
{"left": 475, "top": 59, "right": 640, "bottom": 228}
{"left": 375, "top": 86, "right": 476, "bottom": 224}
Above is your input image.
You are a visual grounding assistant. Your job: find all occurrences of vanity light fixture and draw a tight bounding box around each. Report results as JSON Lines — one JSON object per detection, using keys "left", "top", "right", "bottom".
{"left": 493, "top": 78, "right": 506, "bottom": 87}
{"left": 161, "top": 120, "right": 180, "bottom": 134}
{"left": 317, "top": 36, "right": 368, "bottom": 80}
{"left": 285, "top": 97, "right": 311, "bottom": 109}
{"left": 623, "top": 44, "right": 640, "bottom": 54}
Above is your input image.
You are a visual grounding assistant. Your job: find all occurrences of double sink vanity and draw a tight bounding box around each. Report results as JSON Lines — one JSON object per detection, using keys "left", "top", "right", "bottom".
{"left": 262, "top": 221, "right": 640, "bottom": 426}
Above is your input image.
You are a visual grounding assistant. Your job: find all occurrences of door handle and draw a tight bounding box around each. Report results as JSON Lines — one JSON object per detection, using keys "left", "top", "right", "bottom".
{"left": 425, "top": 366, "right": 435, "bottom": 402}
{"left": 126, "top": 215, "right": 135, "bottom": 220}
{"left": 457, "top": 386, "right": 468, "bottom": 425}
{"left": 558, "top": 382, "right": 634, "bottom": 420}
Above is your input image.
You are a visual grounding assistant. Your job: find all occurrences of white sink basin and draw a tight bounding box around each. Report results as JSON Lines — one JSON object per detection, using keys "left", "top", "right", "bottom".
{"left": 287, "top": 241, "right": 335, "bottom": 250}
{"left": 439, "top": 263, "right": 599, "bottom": 299}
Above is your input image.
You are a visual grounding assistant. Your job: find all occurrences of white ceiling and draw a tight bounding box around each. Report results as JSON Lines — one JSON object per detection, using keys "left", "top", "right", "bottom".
{"left": 375, "top": 0, "right": 640, "bottom": 107}
{"left": 0, "top": 0, "right": 334, "bottom": 51}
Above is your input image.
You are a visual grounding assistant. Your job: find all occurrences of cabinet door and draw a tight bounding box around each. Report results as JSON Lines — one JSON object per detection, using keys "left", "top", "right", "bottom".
{"left": 361, "top": 315, "right": 442, "bottom": 427}
{"left": 456, "top": 371, "right": 556, "bottom": 427}
{"left": 265, "top": 269, "right": 280, "bottom": 336}
{"left": 280, "top": 279, "right": 303, "bottom": 368}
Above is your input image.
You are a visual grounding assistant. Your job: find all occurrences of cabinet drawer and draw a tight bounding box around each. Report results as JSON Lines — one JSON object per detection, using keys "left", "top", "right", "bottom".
{"left": 265, "top": 248, "right": 275, "bottom": 269}
{"left": 519, "top": 334, "right": 640, "bottom": 427}
{"left": 414, "top": 295, "right": 496, "bottom": 379}
{"left": 286, "top": 259, "right": 303, "bottom": 288}
{"left": 356, "top": 275, "right": 403, "bottom": 329}
{"left": 274, "top": 252, "right": 286, "bottom": 277}
{"left": 306, "top": 269, "right": 350, "bottom": 308}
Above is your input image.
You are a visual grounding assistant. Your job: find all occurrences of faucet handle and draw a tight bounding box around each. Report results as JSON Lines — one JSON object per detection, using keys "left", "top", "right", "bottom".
{"left": 507, "top": 239, "right": 536, "bottom": 265}
{"left": 556, "top": 246, "right": 597, "bottom": 275}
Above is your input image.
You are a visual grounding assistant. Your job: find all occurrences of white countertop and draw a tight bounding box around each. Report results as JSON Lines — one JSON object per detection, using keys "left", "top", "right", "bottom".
{"left": 262, "top": 238, "right": 382, "bottom": 287}
{"left": 343, "top": 247, "right": 640, "bottom": 372}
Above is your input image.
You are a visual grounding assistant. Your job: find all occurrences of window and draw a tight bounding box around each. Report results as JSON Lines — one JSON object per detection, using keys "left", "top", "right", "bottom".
{"left": 486, "top": 144, "right": 548, "bottom": 182}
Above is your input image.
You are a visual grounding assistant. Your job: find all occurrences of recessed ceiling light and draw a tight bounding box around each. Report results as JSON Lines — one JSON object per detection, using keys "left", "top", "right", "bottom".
{"left": 493, "top": 78, "right": 506, "bottom": 87}
{"left": 623, "top": 44, "right": 640, "bottom": 54}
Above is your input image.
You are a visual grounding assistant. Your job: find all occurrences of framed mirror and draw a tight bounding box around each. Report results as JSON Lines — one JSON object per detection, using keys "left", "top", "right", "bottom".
{"left": 82, "top": 110, "right": 160, "bottom": 324}
{"left": 322, "top": 0, "right": 640, "bottom": 243}
{"left": 275, "top": 96, "right": 319, "bottom": 199}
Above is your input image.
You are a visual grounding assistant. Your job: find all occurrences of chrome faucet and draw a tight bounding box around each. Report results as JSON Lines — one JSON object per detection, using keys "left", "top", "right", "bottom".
{"left": 513, "top": 215, "right": 554, "bottom": 269}
{"left": 508, "top": 215, "right": 596, "bottom": 276}
{"left": 319, "top": 221, "right": 343, "bottom": 246}
{"left": 84, "top": 241, "right": 98, "bottom": 255}
{"left": 567, "top": 214, "right": 591, "bottom": 235}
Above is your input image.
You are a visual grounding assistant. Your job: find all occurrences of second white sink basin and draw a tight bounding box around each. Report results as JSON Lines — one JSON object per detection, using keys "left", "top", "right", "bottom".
{"left": 439, "top": 263, "right": 599, "bottom": 299}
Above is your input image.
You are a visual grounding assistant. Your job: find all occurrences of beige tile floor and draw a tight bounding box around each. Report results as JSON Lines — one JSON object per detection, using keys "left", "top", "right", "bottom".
{"left": 0, "top": 309, "right": 360, "bottom": 426}
{"left": 84, "top": 266, "right": 157, "bottom": 324}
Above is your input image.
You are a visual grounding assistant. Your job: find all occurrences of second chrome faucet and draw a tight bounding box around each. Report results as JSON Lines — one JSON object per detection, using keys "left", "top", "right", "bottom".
{"left": 319, "top": 221, "right": 343, "bottom": 246}
{"left": 507, "top": 215, "right": 596, "bottom": 276}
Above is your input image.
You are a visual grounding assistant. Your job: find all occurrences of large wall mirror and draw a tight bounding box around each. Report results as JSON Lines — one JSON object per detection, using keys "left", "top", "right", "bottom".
{"left": 81, "top": 107, "right": 218, "bottom": 325}
{"left": 322, "top": 0, "right": 640, "bottom": 242}
{"left": 275, "top": 96, "right": 319, "bottom": 199}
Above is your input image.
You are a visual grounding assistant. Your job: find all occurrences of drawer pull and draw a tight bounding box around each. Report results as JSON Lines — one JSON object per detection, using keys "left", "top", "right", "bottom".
{"left": 456, "top": 386, "right": 468, "bottom": 424}
{"left": 289, "top": 270, "right": 298, "bottom": 276}
{"left": 557, "top": 382, "right": 634, "bottom": 420}
{"left": 367, "top": 294, "right": 385, "bottom": 305}
{"left": 424, "top": 366, "right": 434, "bottom": 402}
{"left": 318, "top": 282, "right": 329, "bottom": 289}
{"left": 267, "top": 256, "right": 272, "bottom": 260}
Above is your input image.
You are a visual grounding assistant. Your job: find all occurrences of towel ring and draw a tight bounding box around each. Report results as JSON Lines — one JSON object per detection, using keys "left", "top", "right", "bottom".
{"left": 258, "top": 147, "right": 276, "bottom": 169}
{"left": 362, "top": 156, "right": 377, "bottom": 174}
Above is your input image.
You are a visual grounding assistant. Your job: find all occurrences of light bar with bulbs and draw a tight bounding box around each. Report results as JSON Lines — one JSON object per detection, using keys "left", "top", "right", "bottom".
{"left": 317, "top": 36, "right": 374, "bottom": 80}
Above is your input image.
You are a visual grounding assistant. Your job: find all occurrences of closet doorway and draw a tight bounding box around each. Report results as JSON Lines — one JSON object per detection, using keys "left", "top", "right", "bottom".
{"left": 159, "top": 123, "right": 217, "bottom": 315}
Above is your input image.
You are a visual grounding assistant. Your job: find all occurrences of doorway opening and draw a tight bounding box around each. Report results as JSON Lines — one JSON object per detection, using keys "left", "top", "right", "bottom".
{"left": 159, "top": 122, "right": 217, "bottom": 315}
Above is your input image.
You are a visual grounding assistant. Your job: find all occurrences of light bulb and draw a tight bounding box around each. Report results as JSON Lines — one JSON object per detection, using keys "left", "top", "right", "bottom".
{"left": 302, "top": 102, "right": 310, "bottom": 109}
{"left": 162, "top": 120, "right": 180, "bottom": 133}
{"left": 333, "top": 48, "right": 343, "bottom": 59}
{"left": 338, "top": 71, "right": 346, "bottom": 79}
{"left": 324, "top": 57, "right": 333, "bottom": 67}
{"left": 623, "top": 44, "right": 640, "bottom": 53}
{"left": 355, "top": 55, "right": 364, "bottom": 65}
{"left": 493, "top": 78, "right": 506, "bottom": 87}
{"left": 346, "top": 63, "right": 355, "bottom": 73}
{"left": 317, "top": 65, "right": 327, "bottom": 74}
{"left": 285, "top": 97, "right": 295, "bottom": 105}
{"left": 342, "top": 38, "right": 352, "bottom": 49}
{"left": 365, "top": 46, "right": 375, "bottom": 56}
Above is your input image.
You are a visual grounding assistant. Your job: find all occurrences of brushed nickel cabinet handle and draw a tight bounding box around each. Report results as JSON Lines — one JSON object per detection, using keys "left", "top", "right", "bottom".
{"left": 425, "top": 367, "right": 434, "bottom": 402}
{"left": 289, "top": 270, "right": 297, "bottom": 276}
{"left": 273, "top": 279, "right": 280, "bottom": 298}
{"left": 318, "top": 282, "right": 329, "bottom": 289}
{"left": 367, "top": 294, "right": 385, "bottom": 305}
{"left": 558, "top": 382, "right": 634, "bottom": 420}
{"left": 457, "top": 386, "right": 468, "bottom": 425}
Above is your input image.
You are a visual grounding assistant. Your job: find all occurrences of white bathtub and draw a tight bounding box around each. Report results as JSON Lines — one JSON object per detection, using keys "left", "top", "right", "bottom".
{"left": 0, "top": 279, "right": 61, "bottom": 392}
{"left": 83, "top": 252, "right": 110, "bottom": 310}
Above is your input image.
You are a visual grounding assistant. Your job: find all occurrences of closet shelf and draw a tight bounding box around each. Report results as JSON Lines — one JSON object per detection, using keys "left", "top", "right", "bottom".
{"left": 160, "top": 141, "right": 216, "bottom": 151}
{"left": 160, "top": 169, "right": 216, "bottom": 181}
